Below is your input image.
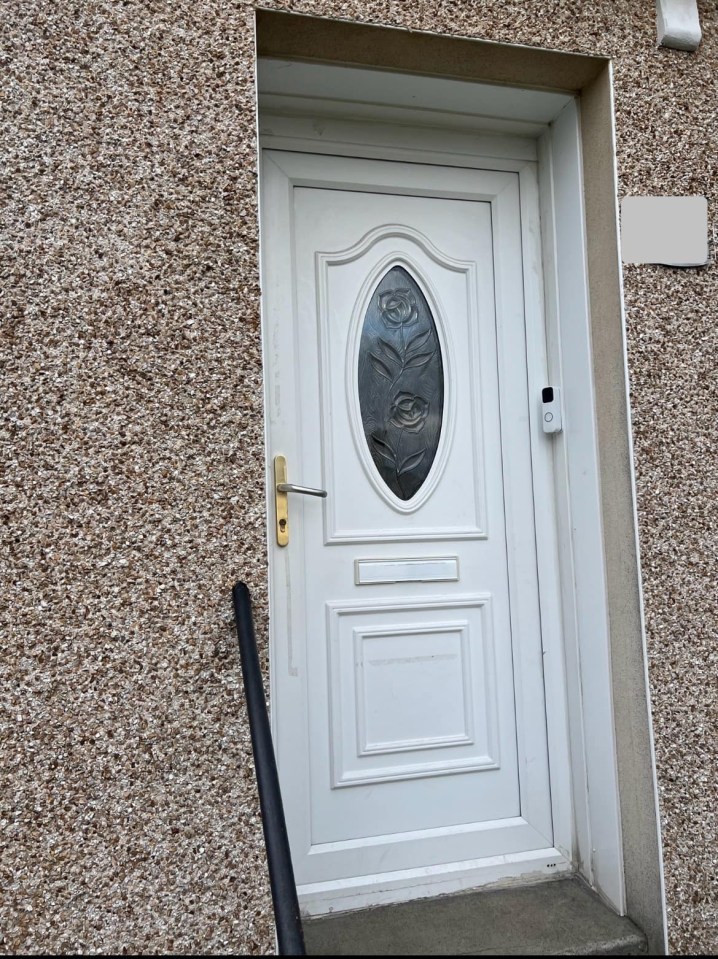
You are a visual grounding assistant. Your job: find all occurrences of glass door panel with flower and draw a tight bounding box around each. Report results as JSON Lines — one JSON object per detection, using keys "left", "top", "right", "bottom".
{"left": 359, "top": 265, "right": 444, "bottom": 501}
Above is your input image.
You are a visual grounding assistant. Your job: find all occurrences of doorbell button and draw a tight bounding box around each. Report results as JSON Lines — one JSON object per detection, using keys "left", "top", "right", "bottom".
{"left": 541, "top": 387, "right": 562, "bottom": 434}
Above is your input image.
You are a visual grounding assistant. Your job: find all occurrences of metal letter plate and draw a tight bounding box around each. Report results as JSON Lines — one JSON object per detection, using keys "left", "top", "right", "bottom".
{"left": 354, "top": 557, "right": 459, "bottom": 586}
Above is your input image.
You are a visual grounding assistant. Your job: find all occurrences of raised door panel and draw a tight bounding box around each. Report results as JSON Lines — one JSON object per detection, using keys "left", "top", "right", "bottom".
{"left": 311, "top": 203, "right": 493, "bottom": 543}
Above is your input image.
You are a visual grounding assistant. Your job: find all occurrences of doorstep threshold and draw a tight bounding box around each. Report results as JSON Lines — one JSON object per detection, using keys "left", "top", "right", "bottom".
{"left": 302, "top": 876, "right": 648, "bottom": 955}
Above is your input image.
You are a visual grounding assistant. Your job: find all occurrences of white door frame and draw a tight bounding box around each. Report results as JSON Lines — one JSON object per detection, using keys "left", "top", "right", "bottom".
{"left": 257, "top": 58, "right": 626, "bottom": 915}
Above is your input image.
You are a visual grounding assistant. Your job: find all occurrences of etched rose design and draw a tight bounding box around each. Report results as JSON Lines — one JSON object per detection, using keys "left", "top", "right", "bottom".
{"left": 389, "top": 392, "right": 429, "bottom": 433}
{"left": 360, "top": 265, "right": 443, "bottom": 501}
{"left": 378, "top": 288, "right": 418, "bottom": 328}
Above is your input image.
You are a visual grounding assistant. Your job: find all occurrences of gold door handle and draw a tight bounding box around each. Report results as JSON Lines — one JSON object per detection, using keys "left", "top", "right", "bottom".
{"left": 274, "top": 455, "right": 326, "bottom": 547}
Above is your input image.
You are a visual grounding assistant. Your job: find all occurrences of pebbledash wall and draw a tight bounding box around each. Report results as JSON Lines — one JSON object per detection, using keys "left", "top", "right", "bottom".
{"left": 2, "top": 0, "right": 716, "bottom": 954}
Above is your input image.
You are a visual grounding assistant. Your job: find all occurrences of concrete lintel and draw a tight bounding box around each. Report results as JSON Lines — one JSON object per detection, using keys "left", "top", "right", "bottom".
{"left": 256, "top": 8, "right": 606, "bottom": 93}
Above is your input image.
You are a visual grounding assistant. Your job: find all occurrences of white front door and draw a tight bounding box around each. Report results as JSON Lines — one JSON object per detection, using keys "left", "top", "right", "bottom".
{"left": 261, "top": 149, "right": 567, "bottom": 912}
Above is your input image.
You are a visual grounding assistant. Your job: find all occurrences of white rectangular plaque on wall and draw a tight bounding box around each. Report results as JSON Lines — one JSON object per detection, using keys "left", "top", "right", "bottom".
{"left": 621, "top": 195, "right": 708, "bottom": 266}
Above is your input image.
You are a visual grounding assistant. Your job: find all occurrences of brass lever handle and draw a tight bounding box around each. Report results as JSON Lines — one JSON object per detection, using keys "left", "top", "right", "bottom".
{"left": 274, "top": 455, "right": 325, "bottom": 547}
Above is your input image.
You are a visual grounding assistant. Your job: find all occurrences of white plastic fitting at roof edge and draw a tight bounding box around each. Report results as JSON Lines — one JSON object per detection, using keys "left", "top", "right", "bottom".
{"left": 656, "top": 0, "right": 702, "bottom": 51}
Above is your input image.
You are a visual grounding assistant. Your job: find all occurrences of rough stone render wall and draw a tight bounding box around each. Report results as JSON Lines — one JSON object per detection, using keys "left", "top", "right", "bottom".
{"left": 2, "top": 0, "right": 716, "bottom": 953}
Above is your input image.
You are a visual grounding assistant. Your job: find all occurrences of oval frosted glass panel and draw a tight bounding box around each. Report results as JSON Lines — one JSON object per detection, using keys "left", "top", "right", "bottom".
{"left": 358, "top": 265, "right": 444, "bottom": 501}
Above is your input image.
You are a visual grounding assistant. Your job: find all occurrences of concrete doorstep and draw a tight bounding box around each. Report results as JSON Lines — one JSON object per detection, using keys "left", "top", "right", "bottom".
{"left": 302, "top": 877, "right": 648, "bottom": 956}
